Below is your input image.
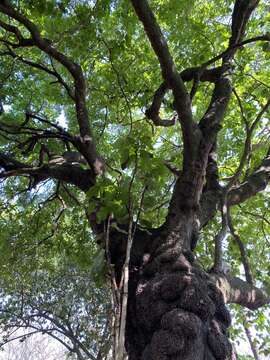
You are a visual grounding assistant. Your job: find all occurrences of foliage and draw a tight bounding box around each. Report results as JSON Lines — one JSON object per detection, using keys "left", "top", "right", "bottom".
{"left": 0, "top": 264, "right": 111, "bottom": 359}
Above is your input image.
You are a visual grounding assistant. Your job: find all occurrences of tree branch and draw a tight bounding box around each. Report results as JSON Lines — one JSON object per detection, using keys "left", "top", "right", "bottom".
{"left": 243, "top": 316, "right": 260, "bottom": 360}
{"left": 0, "top": 46, "right": 75, "bottom": 100}
{"left": 228, "top": 210, "right": 253, "bottom": 285}
{"left": 145, "top": 82, "right": 176, "bottom": 127}
{"left": 146, "top": 21, "right": 267, "bottom": 131}
{"left": 0, "top": 18, "right": 34, "bottom": 47}
{"left": 213, "top": 193, "right": 229, "bottom": 272}
{"left": 198, "top": 0, "right": 260, "bottom": 159}
{"left": 198, "top": 66, "right": 232, "bottom": 145}
{"left": 168, "top": 1, "right": 260, "bottom": 218}
{"left": 131, "top": 0, "right": 199, "bottom": 168}
{"left": 211, "top": 98, "right": 270, "bottom": 269}
{"left": 210, "top": 273, "right": 269, "bottom": 310}
{"left": 202, "top": 33, "right": 270, "bottom": 69}
{"left": 200, "top": 90, "right": 270, "bottom": 229}
{"left": 0, "top": 1, "right": 103, "bottom": 174}
{"left": 228, "top": 147, "right": 270, "bottom": 206}
{"left": 204, "top": 143, "right": 221, "bottom": 192}
{"left": 146, "top": 66, "right": 226, "bottom": 127}
{"left": 227, "top": 98, "right": 270, "bottom": 189}
{"left": 200, "top": 146, "right": 270, "bottom": 228}
{"left": 0, "top": 152, "right": 94, "bottom": 191}
{"left": 228, "top": 0, "right": 260, "bottom": 50}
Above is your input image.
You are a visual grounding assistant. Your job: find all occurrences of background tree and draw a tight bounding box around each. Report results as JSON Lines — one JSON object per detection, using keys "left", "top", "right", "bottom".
{"left": 0, "top": 330, "right": 68, "bottom": 360}
{"left": 0, "top": 0, "right": 269, "bottom": 359}
{"left": 0, "top": 266, "right": 111, "bottom": 360}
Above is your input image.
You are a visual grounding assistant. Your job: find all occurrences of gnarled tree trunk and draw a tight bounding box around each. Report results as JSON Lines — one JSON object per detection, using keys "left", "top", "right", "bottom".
{"left": 124, "top": 213, "right": 234, "bottom": 360}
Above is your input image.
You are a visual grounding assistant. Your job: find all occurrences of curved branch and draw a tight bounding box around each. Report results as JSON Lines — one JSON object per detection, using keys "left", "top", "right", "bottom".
{"left": 0, "top": 46, "right": 75, "bottom": 100}
{"left": 228, "top": 148, "right": 270, "bottom": 206}
{"left": 228, "top": 211, "right": 253, "bottom": 285}
{"left": 145, "top": 24, "right": 267, "bottom": 130}
{"left": 146, "top": 66, "right": 226, "bottom": 127}
{"left": 200, "top": 146, "right": 270, "bottom": 228}
{"left": 0, "top": 1, "right": 103, "bottom": 174}
{"left": 0, "top": 18, "right": 34, "bottom": 47}
{"left": 210, "top": 273, "right": 269, "bottom": 310}
{"left": 131, "top": 0, "right": 198, "bottom": 168}
{"left": 198, "top": 0, "right": 259, "bottom": 149}
{"left": 229, "top": 0, "right": 259, "bottom": 49}
{"left": 145, "top": 82, "right": 176, "bottom": 127}
{"left": 203, "top": 33, "right": 270, "bottom": 69}
{"left": 0, "top": 152, "right": 94, "bottom": 191}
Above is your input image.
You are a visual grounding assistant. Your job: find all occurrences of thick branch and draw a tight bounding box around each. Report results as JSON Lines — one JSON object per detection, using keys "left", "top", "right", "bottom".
{"left": 0, "top": 18, "right": 34, "bottom": 47}
{"left": 0, "top": 152, "right": 26, "bottom": 170}
{"left": 131, "top": 0, "right": 199, "bottom": 167}
{"left": 228, "top": 148, "right": 270, "bottom": 206}
{"left": 166, "top": 1, "right": 261, "bottom": 218}
{"left": 166, "top": 72, "right": 231, "bottom": 215}
{"left": 229, "top": 0, "right": 260, "bottom": 49}
{"left": 204, "top": 143, "right": 221, "bottom": 192}
{"left": 146, "top": 66, "right": 226, "bottom": 127}
{"left": 200, "top": 126, "right": 270, "bottom": 228}
{"left": 146, "top": 30, "right": 268, "bottom": 127}
{"left": 210, "top": 273, "right": 269, "bottom": 310}
{"left": 199, "top": 76, "right": 232, "bottom": 142}
{"left": 0, "top": 152, "right": 94, "bottom": 191}
{"left": 135, "top": 0, "right": 259, "bottom": 221}
{"left": 145, "top": 83, "right": 176, "bottom": 127}
{"left": 0, "top": 1, "right": 102, "bottom": 174}
{"left": 200, "top": 148, "right": 270, "bottom": 227}
{"left": 198, "top": 0, "right": 259, "bottom": 153}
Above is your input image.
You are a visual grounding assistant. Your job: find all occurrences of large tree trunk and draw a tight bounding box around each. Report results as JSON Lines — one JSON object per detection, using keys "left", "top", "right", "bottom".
{"left": 124, "top": 213, "right": 235, "bottom": 360}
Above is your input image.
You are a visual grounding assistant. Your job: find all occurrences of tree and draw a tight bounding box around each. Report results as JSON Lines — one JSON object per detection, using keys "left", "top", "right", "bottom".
{"left": 0, "top": 267, "right": 111, "bottom": 360}
{"left": 0, "top": 0, "right": 269, "bottom": 359}
{"left": 0, "top": 329, "right": 68, "bottom": 360}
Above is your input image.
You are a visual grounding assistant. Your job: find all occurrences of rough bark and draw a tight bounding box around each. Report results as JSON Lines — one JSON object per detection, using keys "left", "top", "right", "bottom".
{"left": 0, "top": 152, "right": 95, "bottom": 191}
{"left": 124, "top": 218, "right": 237, "bottom": 360}
{"left": 116, "top": 215, "right": 268, "bottom": 360}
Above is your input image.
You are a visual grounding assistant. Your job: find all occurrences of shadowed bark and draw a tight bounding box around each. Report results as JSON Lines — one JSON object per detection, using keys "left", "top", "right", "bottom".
{"left": 125, "top": 221, "right": 237, "bottom": 360}
{"left": 0, "top": 152, "right": 95, "bottom": 191}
